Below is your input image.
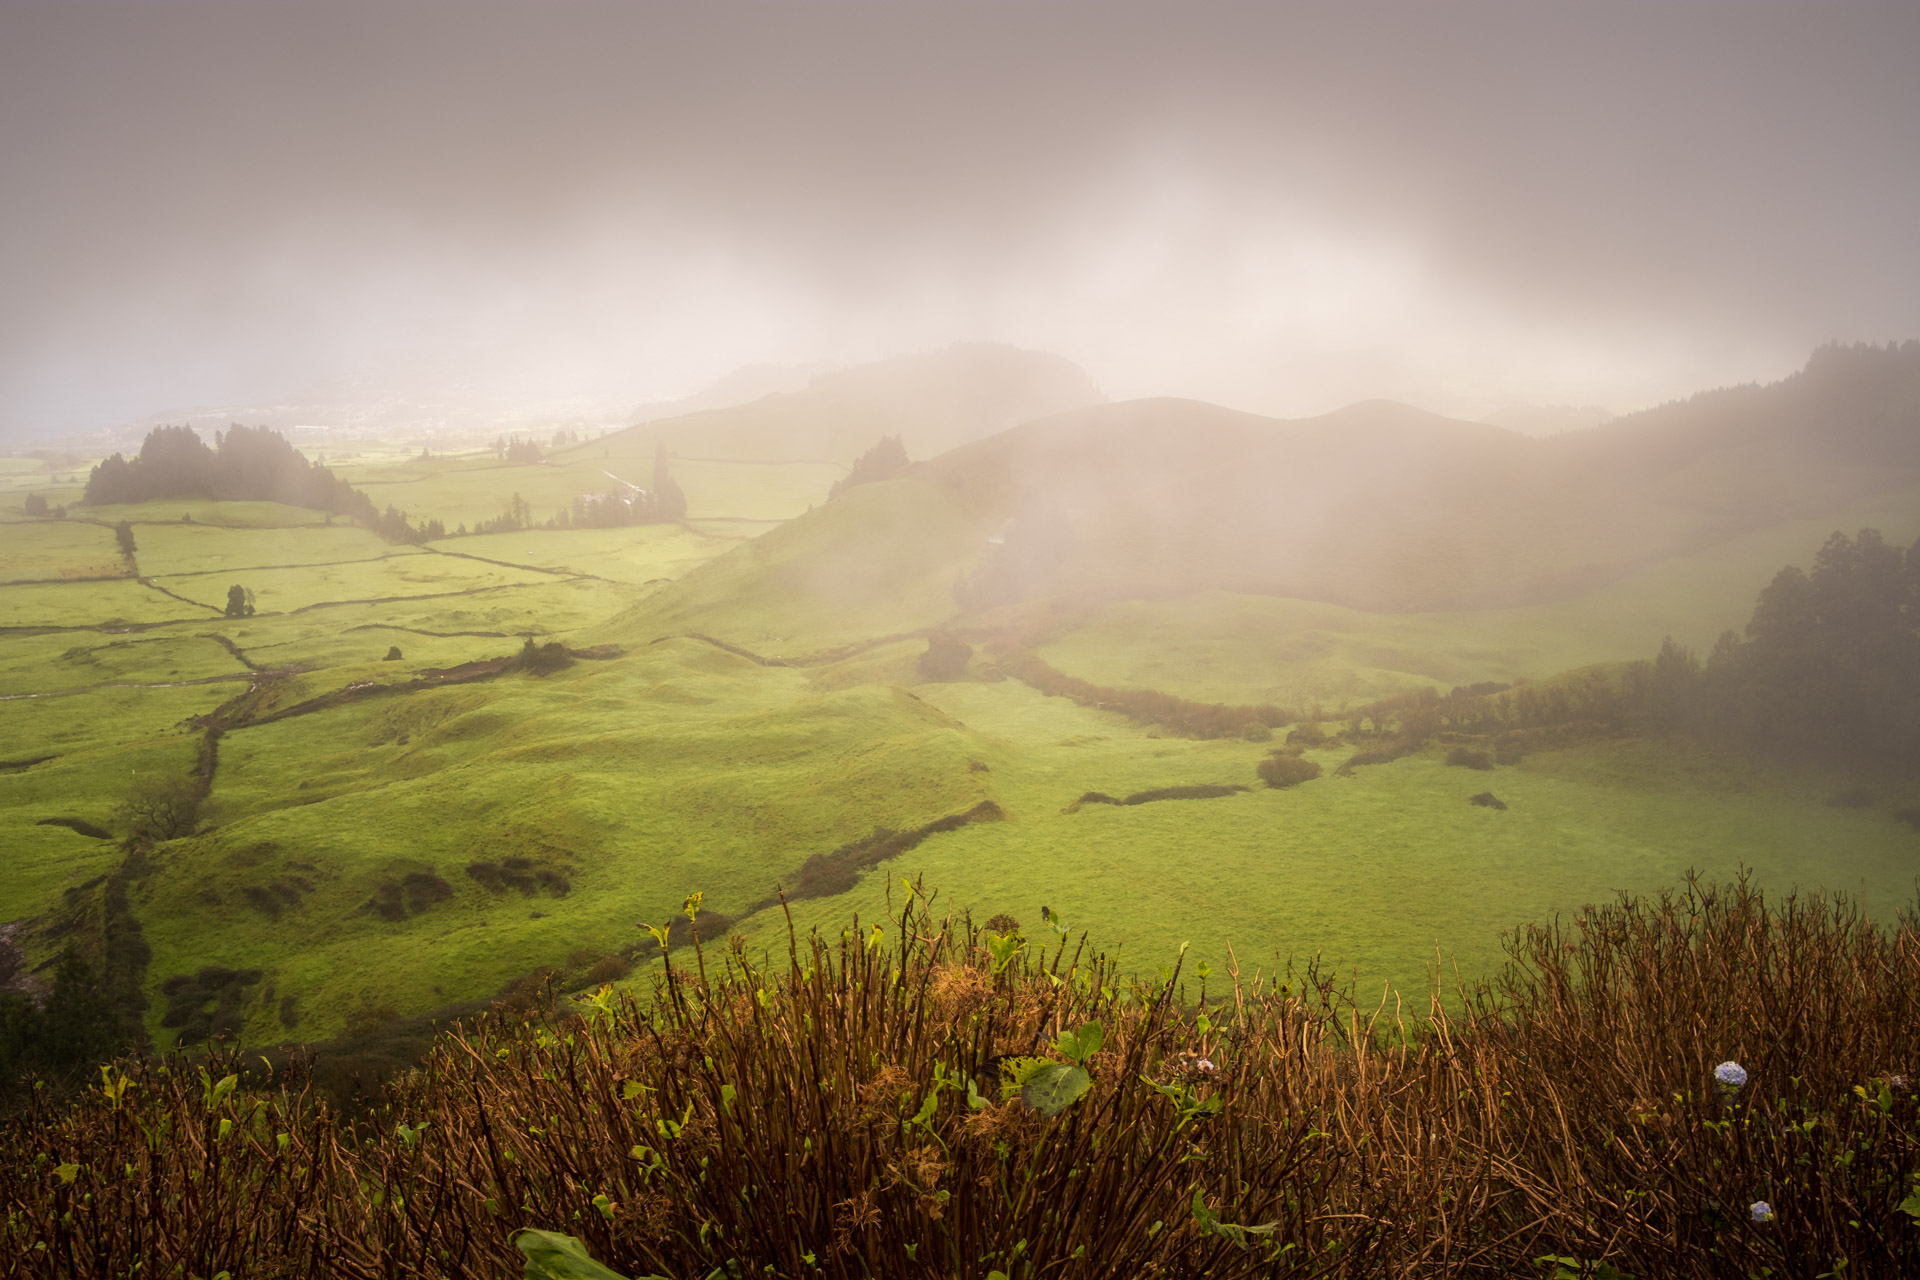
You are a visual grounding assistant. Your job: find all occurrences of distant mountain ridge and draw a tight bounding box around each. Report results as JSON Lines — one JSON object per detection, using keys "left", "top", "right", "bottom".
{"left": 608, "top": 343, "right": 1920, "bottom": 646}
{"left": 573, "top": 343, "right": 1103, "bottom": 466}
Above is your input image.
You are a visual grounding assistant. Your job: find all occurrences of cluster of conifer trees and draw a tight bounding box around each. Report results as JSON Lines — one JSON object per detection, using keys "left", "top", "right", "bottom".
{"left": 1363, "top": 529, "right": 1920, "bottom": 769}
{"left": 1648, "top": 528, "right": 1920, "bottom": 766}
{"left": 86, "top": 425, "right": 359, "bottom": 512}
{"left": 82, "top": 425, "right": 448, "bottom": 542}
{"left": 827, "top": 434, "right": 909, "bottom": 500}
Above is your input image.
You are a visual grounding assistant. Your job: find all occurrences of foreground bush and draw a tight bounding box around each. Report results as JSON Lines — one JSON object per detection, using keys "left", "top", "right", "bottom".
{"left": 3, "top": 878, "right": 1918, "bottom": 1278}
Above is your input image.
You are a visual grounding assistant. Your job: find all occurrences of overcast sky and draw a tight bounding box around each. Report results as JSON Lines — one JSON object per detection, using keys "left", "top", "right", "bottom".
{"left": 2, "top": 1, "right": 1917, "bottom": 441}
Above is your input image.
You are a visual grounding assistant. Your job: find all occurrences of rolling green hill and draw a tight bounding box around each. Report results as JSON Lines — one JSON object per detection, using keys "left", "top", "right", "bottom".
{"left": 613, "top": 345, "right": 1920, "bottom": 658}
{"left": 2, "top": 343, "right": 1916, "bottom": 1053}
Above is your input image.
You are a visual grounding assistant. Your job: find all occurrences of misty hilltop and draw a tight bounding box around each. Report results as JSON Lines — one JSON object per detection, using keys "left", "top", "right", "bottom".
{"left": 573, "top": 344, "right": 1102, "bottom": 466}
{"left": 613, "top": 342, "right": 1920, "bottom": 647}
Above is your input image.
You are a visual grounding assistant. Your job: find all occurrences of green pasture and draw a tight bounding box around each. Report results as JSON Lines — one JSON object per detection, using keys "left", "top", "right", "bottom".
{"left": 446, "top": 525, "right": 737, "bottom": 586}
{"left": 0, "top": 520, "right": 126, "bottom": 583}
{"left": 601, "top": 470, "right": 989, "bottom": 654}
{"left": 0, "top": 631, "right": 248, "bottom": 697}
{"left": 0, "top": 579, "right": 217, "bottom": 628}
{"left": 131, "top": 521, "right": 396, "bottom": 578}
{"left": 0, "top": 736, "right": 204, "bottom": 921}
{"left": 3, "top": 469, "right": 1916, "bottom": 1064}
{"left": 118, "top": 627, "right": 1920, "bottom": 1045}
{"left": 134, "top": 640, "right": 993, "bottom": 1042}
{"left": 1038, "top": 484, "right": 1920, "bottom": 710}
{"left": 331, "top": 446, "right": 838, "bottom": 529}
{"left": 149, "top": 548, "right": 555, "bottom": 615}
{"left": 731, "top": 673, "right": 1920, "bottom": 1003}
{"left": 343, "top": 457, "right": 586, "bottom": 529}
{"left": 0, "top": 683, "right": 234, "bottom": 761}
{"left": 77, "top": 500, "right": 329, "bottom": 528}
{"left": 209, "top": 578, "right": 624, "bottom": 681}
{"left": 666, "top": 459, "right": 843, "bottom": 521}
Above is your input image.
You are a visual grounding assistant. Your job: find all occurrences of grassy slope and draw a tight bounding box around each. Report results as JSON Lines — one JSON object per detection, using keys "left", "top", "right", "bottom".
{"left": 732, "top": 672, "right": 1920, "bottom": 1001}
{"left": 135, "top": 640, "right": 994, "bottom": 1041}
{"left": 5, "top": 359, "right": 1916, "bottom": 1048}
{"left": 0, "top": 520, "right": 126, "bottom": 582}
{"left": 1037, "top": 483, "right": 1920, "bottom": 709}
{"left": 595, "top": 469, "right": 990, "bottom": 655}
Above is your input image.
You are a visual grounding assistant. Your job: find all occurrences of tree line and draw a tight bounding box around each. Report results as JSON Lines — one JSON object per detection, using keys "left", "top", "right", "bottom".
{"left": 1347, "top": 528, "right": 1920, "bottom": 770}
{"left": 79, "top": 425, "right": 695, "bottom": 543}
{"left": 82, "top": 425, "right": 444, "bottom": 542}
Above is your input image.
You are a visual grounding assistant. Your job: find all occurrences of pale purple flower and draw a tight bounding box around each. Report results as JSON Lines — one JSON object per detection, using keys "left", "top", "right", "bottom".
{"left": 1749, "top": 1200, "right": 1774, "bottom": 1224}
{"left": 1714, "top": 1061, "right": 1748, "bottom": 1089}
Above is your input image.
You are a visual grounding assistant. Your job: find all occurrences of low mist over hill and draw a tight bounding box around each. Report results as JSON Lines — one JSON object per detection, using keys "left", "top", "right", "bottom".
{"left": 575, "top": 344, "right": 1102, "bottom": 465}
{"left": 613, "top": 343, "right": 1920, "bottom": 650}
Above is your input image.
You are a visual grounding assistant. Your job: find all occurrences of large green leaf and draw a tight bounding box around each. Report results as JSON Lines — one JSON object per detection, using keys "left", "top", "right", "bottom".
{"left": 1020, "top": 1062, "right": 1091, "bottom": 1116}
{"left": 517, "top": 1229, "right": 663, "bottom": 1280}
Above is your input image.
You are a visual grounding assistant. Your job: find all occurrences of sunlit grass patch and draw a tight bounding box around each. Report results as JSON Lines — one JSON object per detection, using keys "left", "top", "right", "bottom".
{"left": 448, "top": 523, "right": 737, "bottom": 584}
{"left": 0, "top": 519, "right": 126, "bottom": 583}
{"left": 148, "top": 548, "right": 552, "bottom": 614}
{"left": 0, "top": 578, "right": 215, "bottom": 628}
{"left": 0, "top": 683, "right": 232, "bottom": 759}
{"left": 0, "top": 631, "right": 248, "bottom": 696}
{"left": 130, "top": 519, "right": 395, "bottom": 577}
{"left": 0, "top": 736, "right": 203, "bottom": 921}
{"left": 77, "top": 499, "right": 329, "bottom": 528}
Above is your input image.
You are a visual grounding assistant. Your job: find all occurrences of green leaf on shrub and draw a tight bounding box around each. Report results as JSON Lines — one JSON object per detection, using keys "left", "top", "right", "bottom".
{"left": 1021, "top": 1063, "right": 1091, "bottom": 1116}
{"left": 1055, "top": 1021, "right": 1103, "bottom": 1064}
{"left": 1900, "top": 1190, "right": 1920, "bottom": 1219}
{"left": 516, "top": 1228, "right": 656, "bottom": 1280}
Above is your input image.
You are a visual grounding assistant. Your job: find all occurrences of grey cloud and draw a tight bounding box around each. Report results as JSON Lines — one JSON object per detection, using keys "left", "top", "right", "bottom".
{"left": 2, "top": 1, "right": 1917, "bottom": 437}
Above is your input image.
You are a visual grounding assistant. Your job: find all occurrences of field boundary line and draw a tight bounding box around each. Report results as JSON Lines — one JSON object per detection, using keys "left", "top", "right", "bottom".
{"left": 135, "top": 577, "right": 225, "bottom": 615}
{"left": 657, "top": 629, "right": 933, "bottom": 668}
{"left": 149, "top": 551, "right": 429, "bottom": 581}
{"left": 423, "top": 545, "right": 614, "bottom": 583}
{"left": 0, "top": 671, "right": 256, "bottom": 701}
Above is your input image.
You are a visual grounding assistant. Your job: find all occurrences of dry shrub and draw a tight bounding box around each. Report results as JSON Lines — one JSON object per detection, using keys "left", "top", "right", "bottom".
{"left": 4, "top": 879, "right": 1918, "bottom": 1279}
{"left": 1258, "top": 752, "right": 1322, "bottom": 788}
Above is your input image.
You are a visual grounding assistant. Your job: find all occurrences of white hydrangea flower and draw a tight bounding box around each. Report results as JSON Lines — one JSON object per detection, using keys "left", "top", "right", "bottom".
{"left": 1714, "top": 1061, "right": 1748, "bottom": 1088}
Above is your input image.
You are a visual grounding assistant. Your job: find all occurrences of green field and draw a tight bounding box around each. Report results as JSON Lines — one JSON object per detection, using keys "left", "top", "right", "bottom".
{"left": 2, "top": 380, "right": 1917, "bottom": 1052}
{"left": 328, "top": 448, "right": 844, "bottom": 530}
{"left": 1037, "top": 484, "right": 1920, "bottom": 709}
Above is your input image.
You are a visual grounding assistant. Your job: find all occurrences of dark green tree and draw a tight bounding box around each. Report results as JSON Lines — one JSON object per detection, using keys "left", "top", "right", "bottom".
{"left": 652, "top": 442, "right": 687, "bottom": 520}
{"left": 224, "top": 584, "right": 256, "bottom": 617}
{"left": 22, "top": 492, "right": 47, "bottom": 516}
{"left": 828, "top": 435, "right": 910, "bottom": 500}
{"left": 0, "top": 950, "right": 126, "bottom": 1100}
{"left": 113, "top": 520, "right": 136, "bottom": 558}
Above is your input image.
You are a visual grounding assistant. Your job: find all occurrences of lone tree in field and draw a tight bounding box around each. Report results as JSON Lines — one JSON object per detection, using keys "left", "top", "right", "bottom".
{"left": 223, "top": 585, "right": 256, "bottom": 617}
{"left": 113, "top": 520, "right": 136, "bottom": 559}
{"left": 23, "top": 492, "right": 47, "bottom": 516}
{"left": 118, "top": 774, "right": 200, "bottom": 842}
